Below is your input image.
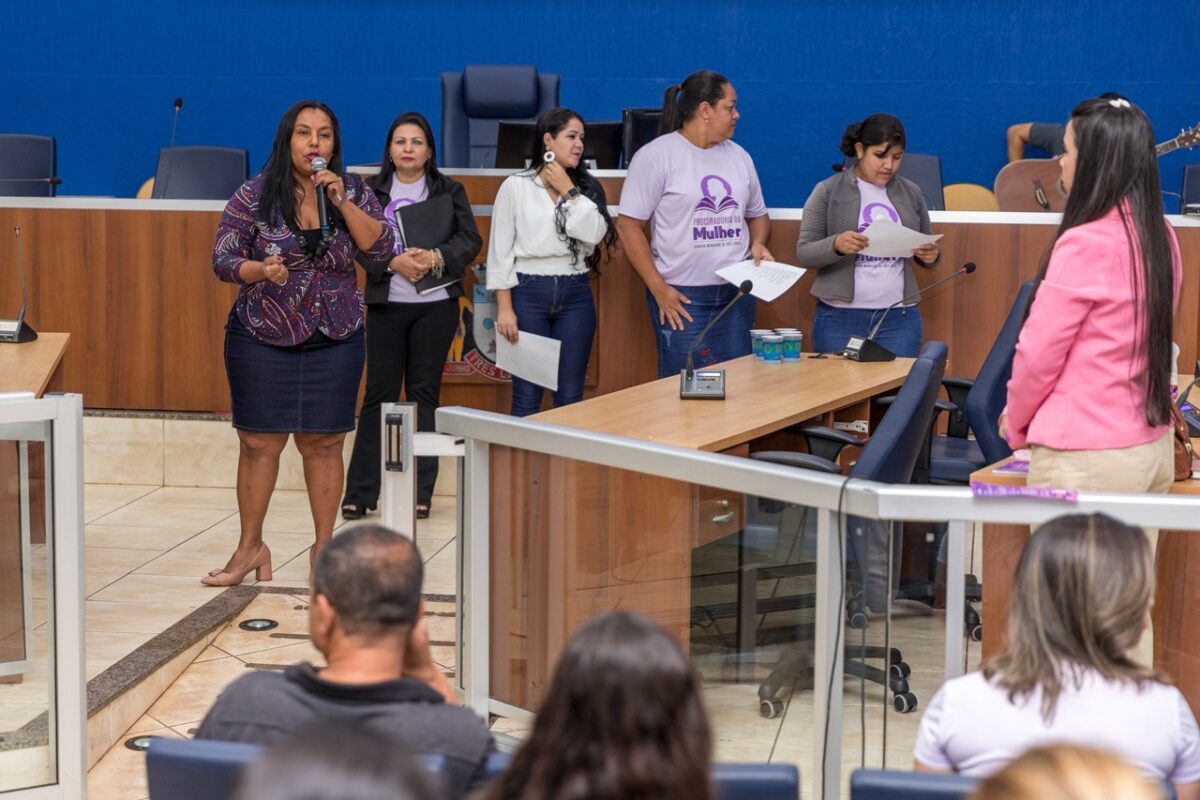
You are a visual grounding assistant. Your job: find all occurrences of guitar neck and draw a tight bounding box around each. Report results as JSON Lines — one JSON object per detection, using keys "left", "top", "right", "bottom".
{"left": 1157, "top": 140, "right": 1179, "bottom": 156}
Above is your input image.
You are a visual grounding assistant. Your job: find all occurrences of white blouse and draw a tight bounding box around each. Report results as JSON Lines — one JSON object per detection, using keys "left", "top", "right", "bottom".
{"left": 485, "top": 172, "right": 608, "bottom": 290}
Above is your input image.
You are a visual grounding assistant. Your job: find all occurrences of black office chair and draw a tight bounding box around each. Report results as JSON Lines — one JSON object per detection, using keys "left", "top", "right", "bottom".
{"left": 850, "top": 768, "right": 976, "bottom": 800}
{"left": 0, "top": 134, "right": 58, "bottom": 197}
{"left": 844, "top": 152, "right": 945, "bottom": 211}
{"left": 621, "top": 107, "right": 663, "bottom": 166}
{"left": 440, "top": 65, "right": 561, "bottom": 168}
{"left": 151, "top": 146, "right": 249, "bottom": 200}
{"left": 1182, "top": 164, "right": 1200, "bottom": 214}
{"left": 749, "top": 341, "right": 949, "bottom": 716}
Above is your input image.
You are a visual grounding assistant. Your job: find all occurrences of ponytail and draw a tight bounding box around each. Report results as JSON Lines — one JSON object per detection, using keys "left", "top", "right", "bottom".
{"left": 658, "top": 71, "right": 730, "bottom": 136}
{"left": 659, "top": 84, "right": 683, "bottom": 135}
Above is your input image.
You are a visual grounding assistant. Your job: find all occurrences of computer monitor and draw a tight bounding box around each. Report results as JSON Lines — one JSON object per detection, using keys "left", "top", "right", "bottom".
{"left": 494, "top": 119, "right": 624, "bottom": 170}
{"left": 494, "top": 121, "right": 537, "bottom": 169}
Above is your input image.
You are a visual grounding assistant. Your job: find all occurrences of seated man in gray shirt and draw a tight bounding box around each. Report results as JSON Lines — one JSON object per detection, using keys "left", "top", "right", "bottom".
{"left": 196, "top": 525, "right": 492, "bottom": 798}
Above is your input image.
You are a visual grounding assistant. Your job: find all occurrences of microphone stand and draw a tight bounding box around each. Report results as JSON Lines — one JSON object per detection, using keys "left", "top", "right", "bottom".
{"left": 680, "top": 281, "right": 752, "bottom": 399}
{"left": 843, "top": 264, "right": 974, "bottom": 362}
{"left": 0, "top": 225, "right": 38, "bottom": 343}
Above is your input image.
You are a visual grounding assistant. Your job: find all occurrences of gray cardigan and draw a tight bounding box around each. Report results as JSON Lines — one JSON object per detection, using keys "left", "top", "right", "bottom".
{"left": 795, "top": 170, "right": 937, "bottom": 303}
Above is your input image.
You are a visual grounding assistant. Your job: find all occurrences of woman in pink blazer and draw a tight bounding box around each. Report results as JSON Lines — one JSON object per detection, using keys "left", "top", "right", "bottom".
{"left": 1001, "top": 96, "right": 1182, "bottom": 496}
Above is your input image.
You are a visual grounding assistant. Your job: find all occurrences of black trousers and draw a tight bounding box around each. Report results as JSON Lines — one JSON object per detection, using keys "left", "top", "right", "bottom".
{"left": 343, "top": 299, "right": 459, "bottom": 508}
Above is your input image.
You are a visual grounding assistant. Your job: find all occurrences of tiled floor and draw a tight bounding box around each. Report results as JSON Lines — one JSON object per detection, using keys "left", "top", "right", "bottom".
{"left": 5, "top": 481, "right": 981, "bottom": 799}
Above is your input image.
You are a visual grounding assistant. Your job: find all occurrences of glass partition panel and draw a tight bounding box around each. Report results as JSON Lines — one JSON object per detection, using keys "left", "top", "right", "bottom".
{"left": 0, "top": 426, "right": 56, "bottom": 793}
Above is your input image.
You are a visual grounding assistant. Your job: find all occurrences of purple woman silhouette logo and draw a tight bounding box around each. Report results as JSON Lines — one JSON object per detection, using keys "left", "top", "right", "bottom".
{"left": 694, "top": 174, "right": 739, "bottom": 213}
{"left": 856, "top": 201, "right": 899, "bottom": 233}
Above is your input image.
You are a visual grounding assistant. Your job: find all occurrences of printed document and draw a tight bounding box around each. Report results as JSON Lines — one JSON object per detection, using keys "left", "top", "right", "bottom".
{"left": 496, "top": 330, "right": 560, "bottom": 391}
{"left": 716, "top": 259, "right": 807, "bottom": 303}
{"left": 859, "top": 219, "right": 943, "bottom": 258}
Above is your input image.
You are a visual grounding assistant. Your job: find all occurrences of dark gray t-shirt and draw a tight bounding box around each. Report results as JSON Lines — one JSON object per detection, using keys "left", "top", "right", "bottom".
{"left": 1028, "top": 123, "right": 1067, "bottom": 156}
{"left": 195, "top": 663, "right": 493, "bottom": 798}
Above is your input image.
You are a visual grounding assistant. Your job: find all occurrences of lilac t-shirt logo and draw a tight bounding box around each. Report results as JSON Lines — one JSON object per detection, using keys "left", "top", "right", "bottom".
{"left": 856, "top": 194, "right": 902, "bottom": 267}
{"left": 692, "top": 174, "right": 743, "bottom": 248}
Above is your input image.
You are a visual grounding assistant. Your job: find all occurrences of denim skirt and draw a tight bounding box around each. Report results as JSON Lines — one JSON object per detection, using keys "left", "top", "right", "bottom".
{"left": 224, "top": 311, "right": 365, "bottom": 434}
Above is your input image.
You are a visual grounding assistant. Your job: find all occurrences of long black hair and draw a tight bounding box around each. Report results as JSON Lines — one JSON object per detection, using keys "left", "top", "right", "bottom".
{"left": 839, "top": 113, "right": 906, "bottom": 158}
{"left": 660, "top": 70, "right": 729, "bottom": 135}
{"left": 526, "top": 107, "right": 618, "bottom": 273}
{"left": 1033, "top": 97, "right": 1176, "bottom": 427}
{"left": 258, "top": 99, "right": 346, "bottom": 234}
{"left": 482, "top": 612, "right": 714, "bottom": 800}
{"left": 368, "top": 111, "right": 451, "bottom": 198}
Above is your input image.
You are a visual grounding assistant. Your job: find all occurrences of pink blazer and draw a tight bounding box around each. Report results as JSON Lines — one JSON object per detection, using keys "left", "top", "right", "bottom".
{"left": 1004, "top": 207, "right": 1182, "bottom": 451}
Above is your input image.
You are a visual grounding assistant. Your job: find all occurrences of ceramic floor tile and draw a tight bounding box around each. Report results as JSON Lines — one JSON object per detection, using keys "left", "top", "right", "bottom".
{"left": 85, "top": 523, "right": 202, "bottom": 551}
{"left": 206, "top": 508, "right": 322, "bottom": 535}
{"left": 0, "top": 745, "right": 52, "bottom": 793}
{"left": 84, "top": 484, "right": 160, "bottom": 506}
{"left": 85, "top": 600, "right": 203, "bottom": 634}
{"left": 85, "top": 569, "right": 129, "bottom": 597}
{"left": 87, "top": 724, "right": 181, "bottom": 800}
{"left": 145, "top": 656, "right": 248, "bottom": 728}
{"left": 194, "top": 644, "right": 233, "bottom": 663}
{"left": 133, "top": 530, "right": 314, "bottom": 579}
{"left": 85, "top": 547, "right": 158, "bottom": 573}
{"left": 85, "top": 630, "right": 154, "bottom": 667}
{"left": 133, "top": 486, "right": 240, "bottom": 510}
{"left": 239, "top": 639, "right": 324, "bottom": 667}
{"left": 212, "top": 594, "right": 311, "bottom": 657}
{"left": 87, "top": 573, "right": 225, "bottom": 606}
{"left": 90, "top": 504, "right": 235, "bottom": 532}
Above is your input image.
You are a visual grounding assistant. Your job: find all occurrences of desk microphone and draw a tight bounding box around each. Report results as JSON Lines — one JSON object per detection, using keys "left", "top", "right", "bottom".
{"left": 0, "top": 225, "right": 38, "bottom": 344}
{"left": 680, "top": 279, "right": 753, "bottom": 399}
{"left": 170, "top": 97, "right": 184, "bottom": 148}
{"left": 843, "top": 262, "right": 976, "bottom": 362}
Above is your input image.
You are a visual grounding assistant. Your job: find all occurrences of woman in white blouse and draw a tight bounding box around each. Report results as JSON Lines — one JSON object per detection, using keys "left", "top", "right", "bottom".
{"left": 914, "top": 513, "right": 1200, "bottom": 799}
{"left": 487, "top": 107, "right": 617, "bottom": 416}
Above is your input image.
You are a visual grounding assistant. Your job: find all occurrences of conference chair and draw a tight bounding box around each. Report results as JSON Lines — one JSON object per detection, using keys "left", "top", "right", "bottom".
{"left": 145, "top": 738, "right": 446, "bottom": 800}
{"left": 1182, "top": 164, "right": 1200, "bottom": 214}
{"left": 844, "top": 153, "right": 945, "bottom": 211}
{"left": 479, "top": 751, "right": 800, "bottom": 799}
{"left": 943, "top": 183, "right": 1000, "bottom": 212}
{"left": 0, "top": 134, "right": 58, "bottom": 197}
{"left": 621, "top": 107, "right": 663, "bottom": 166}
{"left": 440, "top": 65, "right": 560, "bottom": 168}
{"left": 850, "top": 768, "right": 976, "bottom": 800}
{"left": 749, "top": 341, "right": 948, "bottom": 717}
{"left": 150, "top": 146, "right": 249, "bottom": 200}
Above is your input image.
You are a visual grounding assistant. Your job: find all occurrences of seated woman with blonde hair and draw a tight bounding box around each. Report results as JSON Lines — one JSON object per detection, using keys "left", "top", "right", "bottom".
{"left": 914, "top": 513, "right": 1200, "bottom": 799}
{"left": 972, "top": 745, "right": 1162, "bottom": 800}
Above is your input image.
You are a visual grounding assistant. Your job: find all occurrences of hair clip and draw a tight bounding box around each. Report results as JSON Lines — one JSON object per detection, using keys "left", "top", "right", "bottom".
{"left": 1108, "top": 98, "right": 1132, "bottom": 109}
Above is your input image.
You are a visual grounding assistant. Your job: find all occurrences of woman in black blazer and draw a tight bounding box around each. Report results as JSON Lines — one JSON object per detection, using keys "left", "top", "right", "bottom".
{"left": 342, "top": 111, "right": 482, "bottom": 520}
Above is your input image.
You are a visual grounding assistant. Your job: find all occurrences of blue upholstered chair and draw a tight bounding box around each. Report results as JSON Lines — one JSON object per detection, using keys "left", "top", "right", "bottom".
{"left": 850, "top": 768, "right": 976, "bottom": 799}
{"left": 479, "top": 751, "right": 799, "bottom": 799}
{"left": 1182, "top": 164, "right": 1200, "bottom": 214}
{"left": 440, "top": 65, "right": 561, "bottom": 168}
{"left": 0, "top": 134, "right": 58, "bottom": 197}
{"left": 929, "top": 279, "right": 1036, "bottom": 484}
{"left": 750, "top": 341, "right": 949, "bottom": 716}
{"left": 145, "top": 738, "right": 446, "bottom": 800}
{"left": 151, "top": 146, "right": 249, "bottom": 200}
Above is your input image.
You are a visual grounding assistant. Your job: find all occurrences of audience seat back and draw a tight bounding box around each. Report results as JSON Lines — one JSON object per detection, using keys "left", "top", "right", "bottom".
{"left": 715, "top": 762, "right": 800, "bottom": 799}
{"left": 850, "top": 768, "right": 976, "bottom": 799}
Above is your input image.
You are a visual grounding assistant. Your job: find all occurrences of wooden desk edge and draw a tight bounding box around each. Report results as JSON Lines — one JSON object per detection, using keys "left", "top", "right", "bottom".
{"left": 0, "top": 333, "right": 70, "bottom": 398}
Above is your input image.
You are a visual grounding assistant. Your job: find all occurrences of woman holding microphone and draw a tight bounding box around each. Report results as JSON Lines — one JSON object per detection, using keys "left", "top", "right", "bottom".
{"left": 208, "top": 100, "right": 393, "bottom": 585}
{"left": 341, "top": 111, "right": 481, "bottom": 521}
{"left": 796, "top": 113, "right": 939, "bottom": 357}
{"left": 618, "top": 70, "right": 773, "bottom": 378}
{"left": 488, "top": 107, "right": 617, "bottom": 417}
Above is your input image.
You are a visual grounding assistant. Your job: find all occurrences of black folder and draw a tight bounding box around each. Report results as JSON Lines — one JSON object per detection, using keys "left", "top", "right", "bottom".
{"left": 395, "top": 193, "right": 460, "bottom": 295}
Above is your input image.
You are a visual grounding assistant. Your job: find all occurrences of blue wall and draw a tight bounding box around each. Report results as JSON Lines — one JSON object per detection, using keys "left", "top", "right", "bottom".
{"left": 4, "top": 0, "right": 1198, "bottom": 207}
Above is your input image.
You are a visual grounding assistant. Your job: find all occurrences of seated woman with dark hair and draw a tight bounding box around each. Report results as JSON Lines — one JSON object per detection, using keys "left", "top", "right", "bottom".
{"left": 914, "top": 513, "right": 1200, "bottom": 799}
{"left": 482, "top": 610, "right": 714, "bottom": 800}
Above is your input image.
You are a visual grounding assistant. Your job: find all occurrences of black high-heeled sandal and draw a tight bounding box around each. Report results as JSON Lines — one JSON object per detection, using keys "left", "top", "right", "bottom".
{"left": 341, "top": 503, "right": 366, "bottom": 521}
{"left": 416, "top": 504, "right": 430, "bottom": 519}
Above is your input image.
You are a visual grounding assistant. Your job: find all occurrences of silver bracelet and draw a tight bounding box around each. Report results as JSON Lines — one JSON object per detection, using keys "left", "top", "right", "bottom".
{"left": 430, "top": 249, "right": 445, "bottom": 279}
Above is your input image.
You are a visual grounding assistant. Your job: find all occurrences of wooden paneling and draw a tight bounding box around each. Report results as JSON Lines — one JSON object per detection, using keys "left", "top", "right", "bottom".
{"left": 0, "top": 203, "right": 1196, "bottom": 414}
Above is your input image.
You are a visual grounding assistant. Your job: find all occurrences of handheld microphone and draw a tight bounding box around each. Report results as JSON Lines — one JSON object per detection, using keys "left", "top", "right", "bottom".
{"left": 310, "top": 156, "right": 332, "bottom": 237}
{"left": 170, "top": 97, "right": 183, "bottom": 148}
{"left": 0, "top": 225, "right": 38, "bottom": 343}
{"left": 680, "top": 279, "right": 753, "bottom": 400}
{"left": 843, "top": 262, "right": 976, "bottom": 362}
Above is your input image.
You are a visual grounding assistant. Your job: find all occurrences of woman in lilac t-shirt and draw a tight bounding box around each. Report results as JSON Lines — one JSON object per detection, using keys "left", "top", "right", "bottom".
{"left": 617, "top": 70, "right": 773, "bottom": 378}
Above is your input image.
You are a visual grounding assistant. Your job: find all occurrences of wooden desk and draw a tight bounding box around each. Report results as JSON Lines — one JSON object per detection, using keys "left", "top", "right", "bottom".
{"left": 0, "top": 333, "right": 69, "bottom": 676}
{"left": 971, "top": 455, "right": 1200, "bottom": 713}
{"left": 490, "top": 355, "right": 912, "bottom": 709}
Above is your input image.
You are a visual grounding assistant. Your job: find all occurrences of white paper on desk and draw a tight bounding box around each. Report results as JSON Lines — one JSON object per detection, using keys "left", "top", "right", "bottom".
{"left": 715, "top": 259, "right": 807, "bottom": 303}
{"left": 496, "top": 330, "right": 560, "bottom": 391}
{"left": 859, "top": 219, "right": 943, "bottom": 258}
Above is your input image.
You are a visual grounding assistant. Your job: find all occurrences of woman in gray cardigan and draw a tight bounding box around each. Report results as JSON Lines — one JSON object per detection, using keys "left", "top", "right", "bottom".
{"left": 796, "top": 114, "right": 940, "bottom": 356}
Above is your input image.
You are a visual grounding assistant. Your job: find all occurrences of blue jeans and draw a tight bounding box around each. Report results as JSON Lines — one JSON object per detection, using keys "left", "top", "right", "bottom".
{"left": 811, "top": 301, "right": 923, "bottom": 358}
{"left": 509, "top": 273, "right": 596, "bottom": 417}
{"left": 646, "top": 283, "right": 757, "bottom": 378}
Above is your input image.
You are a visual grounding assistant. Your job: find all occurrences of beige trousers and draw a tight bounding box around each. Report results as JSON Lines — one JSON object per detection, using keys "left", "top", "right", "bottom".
{"left": 1027, "top": 429, "right": 1174, "bottom": 667}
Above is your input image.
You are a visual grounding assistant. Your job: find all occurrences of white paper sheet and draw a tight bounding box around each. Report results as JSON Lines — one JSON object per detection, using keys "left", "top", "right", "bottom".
{"left": 715, "top": 259, "right": 807, "bottom": 303}
{"left": 859, "top": 219, "right": 943, "bottom": 258}
{"left": 496, "top": 330, "right": 561, "bottom": 391}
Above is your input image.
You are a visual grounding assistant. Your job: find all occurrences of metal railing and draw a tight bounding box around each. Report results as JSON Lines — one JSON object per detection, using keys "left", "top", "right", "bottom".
{"left": 436, "top": 405, "right": 1200, "bottom": 800}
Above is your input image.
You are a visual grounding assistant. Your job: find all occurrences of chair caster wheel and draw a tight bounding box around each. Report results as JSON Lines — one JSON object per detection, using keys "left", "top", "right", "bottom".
{"left": 889, "top": 661, "right": 911, "bottom": 679}
{"left": 849, "top": 612, "right": 869, "bottom": 630}
{"left": 892, "top": 692, "right": 918, "bottom": 713}
{"left": 968, "top": 624, "right": 983, "bottom": 642}
{"left": 760, "top": 698, "right": 784, "bottom": 719}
